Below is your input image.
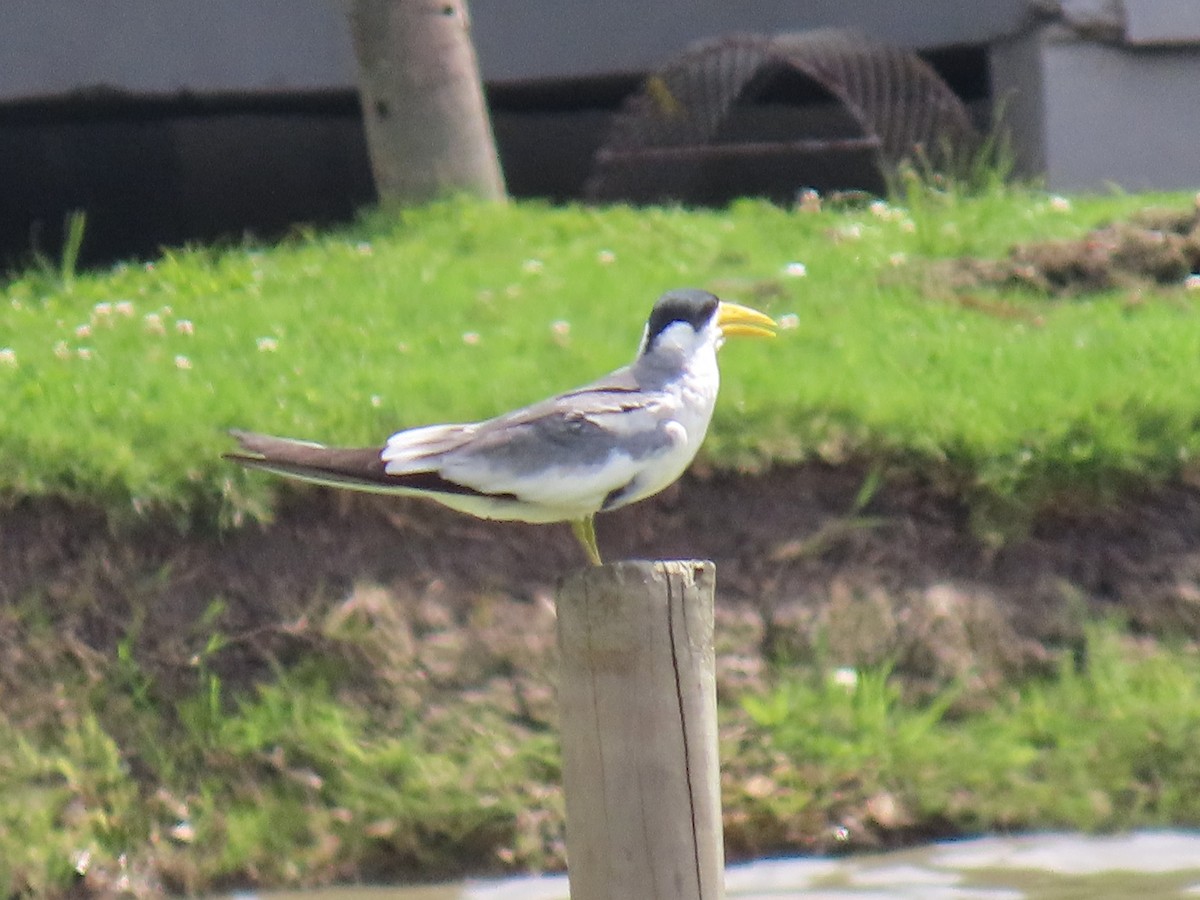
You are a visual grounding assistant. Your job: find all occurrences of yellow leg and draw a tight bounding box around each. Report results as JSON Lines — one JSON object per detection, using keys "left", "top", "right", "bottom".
{"left": 570, "top": 516, "right": 603, "bottom": 566}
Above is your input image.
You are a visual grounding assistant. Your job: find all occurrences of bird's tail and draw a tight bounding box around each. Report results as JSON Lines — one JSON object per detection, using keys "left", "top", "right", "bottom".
{"left": 225, "top": 429, "right": 398, "bottom": 494}
{"left": 225, "top": 429, "right": 494, "bottom": 499}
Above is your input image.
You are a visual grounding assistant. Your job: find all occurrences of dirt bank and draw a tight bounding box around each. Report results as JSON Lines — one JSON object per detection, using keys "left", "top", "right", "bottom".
{"left": 6, "top": 464, "right": 1200, "bottom": 723}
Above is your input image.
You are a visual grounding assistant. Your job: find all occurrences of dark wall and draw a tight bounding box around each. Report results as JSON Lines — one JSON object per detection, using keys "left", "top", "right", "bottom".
{"left": 0, "top": 95, "right": 376, "bottom": 269}
{"left": 0, "top": 46, "right": 987, "bottom": 270}
{"left": 0, "top": 90, "right": 625, "bottom": 269}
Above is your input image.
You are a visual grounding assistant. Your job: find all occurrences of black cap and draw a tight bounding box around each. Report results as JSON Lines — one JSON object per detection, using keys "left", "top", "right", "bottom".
{"left": 644, "top": 289, "right": 720, "bottom": 349}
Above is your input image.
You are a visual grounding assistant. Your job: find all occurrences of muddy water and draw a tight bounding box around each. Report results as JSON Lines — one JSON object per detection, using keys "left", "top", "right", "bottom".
{"left": 226, "top": 830, "right": 1200, "bottom": 899}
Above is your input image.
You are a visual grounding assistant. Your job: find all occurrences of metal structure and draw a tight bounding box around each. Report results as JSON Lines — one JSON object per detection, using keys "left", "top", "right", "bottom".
{"left": 586, "top": 30, "right": 978, "bottom": 205}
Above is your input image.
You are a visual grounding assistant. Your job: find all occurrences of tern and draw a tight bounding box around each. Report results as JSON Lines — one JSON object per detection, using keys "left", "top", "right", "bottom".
{"left": 226, "top": 288, "right": 776, "bottom": 565}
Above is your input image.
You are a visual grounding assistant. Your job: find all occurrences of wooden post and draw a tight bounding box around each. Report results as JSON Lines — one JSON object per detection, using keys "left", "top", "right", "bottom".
{"left": 556, "top": 560, "right": 724, "bottom": 900}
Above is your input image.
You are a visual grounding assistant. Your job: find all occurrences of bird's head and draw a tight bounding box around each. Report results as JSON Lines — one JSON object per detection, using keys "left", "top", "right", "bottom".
{"left": 638, "top": 288, "right": 777, "bottom": 360}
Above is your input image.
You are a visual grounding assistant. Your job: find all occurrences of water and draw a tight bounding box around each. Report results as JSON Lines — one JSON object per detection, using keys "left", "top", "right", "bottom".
{"left": 228, "top": 831, "right": 1200, "bottom": 900}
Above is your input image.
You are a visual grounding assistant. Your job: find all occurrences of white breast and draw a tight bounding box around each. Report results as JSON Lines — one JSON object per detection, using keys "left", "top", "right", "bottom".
{"left": 611, "top": 346, "right": 720, "bottom": 510}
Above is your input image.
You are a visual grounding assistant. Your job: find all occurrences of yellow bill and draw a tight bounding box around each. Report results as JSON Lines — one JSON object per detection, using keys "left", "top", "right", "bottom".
{"left": 717, "top": 301, "right": 778, "bottom": 339}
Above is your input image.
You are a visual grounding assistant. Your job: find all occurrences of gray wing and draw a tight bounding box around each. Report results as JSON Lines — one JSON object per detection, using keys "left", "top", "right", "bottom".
{"left": 393, "top": 364, "right": 680, "bottom": 504}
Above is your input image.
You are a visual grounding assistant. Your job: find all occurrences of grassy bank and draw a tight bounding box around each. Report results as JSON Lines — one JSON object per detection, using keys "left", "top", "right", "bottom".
{"left": 4, "top": 186, "right": 1200, "bottom": 895}
{"left": 2, "top": 188, "right": 1199, "bottom": 528}
{"left": 6, "top": 611, "right": 1200, "bottom": 896}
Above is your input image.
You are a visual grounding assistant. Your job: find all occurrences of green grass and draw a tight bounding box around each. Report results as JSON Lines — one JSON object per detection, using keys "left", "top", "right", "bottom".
{"left": 731, "top": 624, "right": 1200, "bottom": 853}
{"left": 2, "top": 189, "right": 1198, "bottom": 527}
{"left": 0, "top": 665, "right": 562, "bottom": 894}
{"left": 6, "top": 617, "right": 1200, "bottom": 894}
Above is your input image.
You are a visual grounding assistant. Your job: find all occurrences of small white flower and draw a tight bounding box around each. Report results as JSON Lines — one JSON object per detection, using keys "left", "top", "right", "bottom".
{"left": 900, "top": 219, "right": 916, "bottom": 234}
{"left": 370, "top": 394, "right": 382, "bottom": 408}
{"left": 832, "top": 666, "right": 858, "bottom": 689}
{"left": 871, "top": 201, "right": 906, "bottom": 222}
{"left": 796, "top": 188, "right": 821, "bottom": 213}
{"left": 782, "top": 261, "right": 808, "bottom": 278}
{"left": 168, "top": 821, "right": 195, "bottom": 843}
{"left": 1049, "top": 195, "right": 1072, "bottom": 212}
{"left": 115, "top": 300, "right": 135, "bottom": 317}
{"left": 174, "top": 354, "right": 192, "bottom": 370}
{"left": 596, "top": 249, "right": 616, "bottom": 265}
{"left": 175, "top": 319, "right": 194, "bottom": 336}
{"left": 75, "top": 323, "right": 92, "bottom": 338}
{"left": 889, "top": 252, "right": 908, "bottom": 267}
{"left": 835, "top": 223, "right": 863, "bottom": 241}
{"left": 522, "top": 258, "right": 544, "bottom": 274}
{"left": 93, "top": 301, "right": 113, "bottom": 318}
{"left": 54, "top": 340, "right": 70, "bottom": 359}
{"left": 778, "top": 313, "right": 800, "bottom": 331}
{"left": 77, "top": 347, "right": 93, "bottom": 361}
{"left": 144, "top": 313, "right": 165, "bottom": 335}
{"left": 462, "top": 331, "right": 481, "bottom": 346}
{"left": 1185, "top": 274, "right": 1200, "bottom": 291}
{"left": 0, "top": 348, "right": 16, "bottom": 367}
{"left": 551, "top": 320, "right": 571, "bottom": 337}
{"left": 256, "top": 336, "right": 278, "bottom": 352}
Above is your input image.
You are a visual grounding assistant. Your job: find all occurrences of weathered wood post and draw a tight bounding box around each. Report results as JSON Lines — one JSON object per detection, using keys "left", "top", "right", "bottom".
{"left": 556, "top": 560, "right": 724, "bottom": 900}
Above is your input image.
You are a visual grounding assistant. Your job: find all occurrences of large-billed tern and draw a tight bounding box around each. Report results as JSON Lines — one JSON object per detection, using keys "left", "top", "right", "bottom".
{"left": 227, "top": 288, "right": 776, "bottom": 565}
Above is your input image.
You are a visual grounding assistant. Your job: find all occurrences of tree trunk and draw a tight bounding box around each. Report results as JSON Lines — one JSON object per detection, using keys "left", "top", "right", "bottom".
{"left": 344, "top": 0, "right": 506, "bottom": 205}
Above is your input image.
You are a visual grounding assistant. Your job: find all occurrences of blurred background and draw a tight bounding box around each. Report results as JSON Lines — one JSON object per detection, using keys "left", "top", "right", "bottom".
{"left": 2, "top": 0, "right": 1198, "bottom": 265}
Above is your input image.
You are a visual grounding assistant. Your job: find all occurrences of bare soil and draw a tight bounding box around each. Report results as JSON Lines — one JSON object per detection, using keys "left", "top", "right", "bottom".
{"left": 946, "top": 204, "right": 1200, "bottom": 296}
{"left": 6, "top": 463, "right": 1200, "bottom": 726}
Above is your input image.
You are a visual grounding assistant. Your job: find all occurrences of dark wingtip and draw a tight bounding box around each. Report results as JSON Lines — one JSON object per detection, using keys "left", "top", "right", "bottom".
{"left": 224, "top": 429, "right": 264, "bottom": 461}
